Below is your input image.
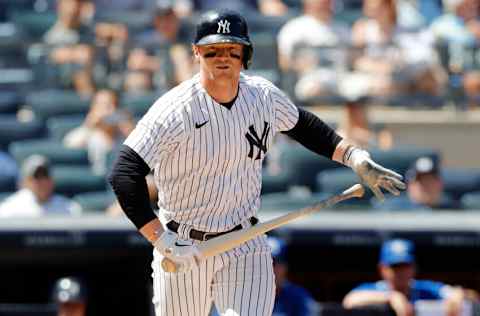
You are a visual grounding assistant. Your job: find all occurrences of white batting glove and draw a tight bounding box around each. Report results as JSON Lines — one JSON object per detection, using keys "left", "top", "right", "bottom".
{"left": 345, "top": 148, "right": 406, "bottom": 202}
{"left": 153, "top": 231, "right": 200, "bottom": 273}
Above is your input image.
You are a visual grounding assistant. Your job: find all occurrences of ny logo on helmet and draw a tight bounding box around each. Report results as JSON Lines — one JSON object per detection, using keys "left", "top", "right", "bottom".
{"left": 217, "top": 20, "right": 230, "bottom": 34}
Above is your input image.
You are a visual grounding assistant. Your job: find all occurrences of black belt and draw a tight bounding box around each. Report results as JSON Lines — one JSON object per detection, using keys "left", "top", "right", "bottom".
{"left": 166, "top": 217, "right": 258, "bottom": 241}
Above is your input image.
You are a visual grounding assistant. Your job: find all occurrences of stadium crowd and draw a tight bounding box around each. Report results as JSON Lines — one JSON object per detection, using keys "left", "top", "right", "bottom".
{"left": 0, "top": 0, "right": 480, "bottom": 213}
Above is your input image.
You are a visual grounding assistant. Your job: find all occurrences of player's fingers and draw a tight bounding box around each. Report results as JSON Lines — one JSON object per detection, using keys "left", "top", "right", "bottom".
{"left": 374, "top": 163, "right": 403, "bottom": 180}
{"left": 381, "top": 181, "right": 401, "bottom": 196}
{"left": 369, "top": 185, "right": 385, "bottom": 202}
{"left": 383, "top": 176, "right": 407, "bottom": 191}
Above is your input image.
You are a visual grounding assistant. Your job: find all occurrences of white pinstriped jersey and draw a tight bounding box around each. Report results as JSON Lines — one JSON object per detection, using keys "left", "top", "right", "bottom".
{"left": 124, "top": 73, "right": 299, "bottom": 232}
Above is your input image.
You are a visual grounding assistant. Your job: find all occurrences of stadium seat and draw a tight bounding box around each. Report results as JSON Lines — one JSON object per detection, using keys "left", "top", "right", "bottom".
{"left": 9, "top": 139, "right": 89, "bottom": 165}
{"left": 0, "top": 191, "right": 13, "bottom": 203}
{"left": 260, "top": 191, "right": 329, "bottom": 213}
{"left": 0, "top": 115, "right": 46, "bottom": 149}
{"left": 0, "top": 91, "right": 21, "bottom": 114}
{"left": 25, "top": 90, "right": 91, "bottom": 120}
{"left": 9, "top": 11, "right": 55, "bottom": 40}
{"left": 73, "top": 191, "right": 115, "bottom": 213}
{"left": 442, "top": 168, "right": 480, "bottom": 201}
{"left": 274, "top": 142, "right": 343, "bottom": 191}
{"left": 369, "top": 147, "right": 440, "bottom": 177}
{"left": 316, "top": 168, "right": 373, "bottom": 207}
{"left": 94, "top": 11, "right": 151, "bottom": 34}
{"left": 461, "top": 192, "right": 480, "bottom": 210}
{"left": 249, "top": 32, "right": 278, "bottom": 70}
{"left": 261, "top": 169, "right": 291, "bottom": 194}
{"left": 122, "top": 93, "right": 159, "bottom": 117}
{"left": 46, "top": 115, "right": 84, "bottom": 141}
{"left": 52, "top": 166, "right": 107, "bottom": 197}
{"left": 0, "top": 174, "right": 16, "bottom": 194}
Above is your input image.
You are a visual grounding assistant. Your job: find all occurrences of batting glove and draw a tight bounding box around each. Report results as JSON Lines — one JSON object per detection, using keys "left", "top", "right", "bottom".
{"left": 345, "top": 147, "right": 406, "bottom": 202}
{"left": 153, "top": 231, "right": 200, "bottom": 273}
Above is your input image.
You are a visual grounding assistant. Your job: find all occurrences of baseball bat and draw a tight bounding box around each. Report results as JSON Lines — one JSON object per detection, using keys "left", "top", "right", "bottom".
{"left": 161, "top": 183, "right": 365, "bottom": 272}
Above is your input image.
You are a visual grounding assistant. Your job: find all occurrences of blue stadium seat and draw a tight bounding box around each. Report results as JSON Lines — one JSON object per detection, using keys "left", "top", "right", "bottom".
{"left": 0, "top": 91, "right": 21, "bottom": 114}
{"left": 461, "top": 191, "right": 480, "bottom": 210}
{"left": 46, "top": 115, "right": 84, "bottom": 141}
{"left": 122, "top": 93, "right": 159, "bottom": 117}
{"left": 25, "top": 90, "right": 91, "bottom": 120}
{"left": 316, "top": 168, "right": 373, "bottom": 207}
{"left": 274, "top": 142, "right": 343, "bottom": 192}
{"left": 0, "top": 115, "right": 46, "bottom": 149}
{"left": 249, "top": 32, "right": 278, "bottom": 70}
{"left": 52, "top": 166, "right": 107, "bottom": 197}
{"left": 260, "top": 191, "right": 329, "bottom": 213}
{"left": 9, "top": 11, "right": 56, "bottom": 40}
{"left": 73, "top": 191, "right": 115, "bottom": 213}
{"left": 442, "top": 168, "right": 480, "bottom": 201}
{"left": 9, "top": 139, "right": 89, "bottom": 166}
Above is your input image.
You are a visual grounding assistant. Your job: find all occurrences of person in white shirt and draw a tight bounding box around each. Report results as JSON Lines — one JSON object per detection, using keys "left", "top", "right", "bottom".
{"left": 0, "top": 155, "right": 82, "bottom": 217}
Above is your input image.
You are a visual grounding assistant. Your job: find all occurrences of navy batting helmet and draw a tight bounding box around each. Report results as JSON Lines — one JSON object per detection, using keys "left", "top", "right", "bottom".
{"left": 52, "top": 277, "right": 87, "bottom": 304}
{"left": 193, "top": 10, "right": 253, "bottom": 69}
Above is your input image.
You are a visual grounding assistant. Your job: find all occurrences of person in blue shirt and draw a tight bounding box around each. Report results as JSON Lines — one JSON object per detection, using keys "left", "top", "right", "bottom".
{"left": 343, "top": 239, "right": 468, "bottom": 316}
{"left": 268, "top": 236, "right": 317, "bottom": 316}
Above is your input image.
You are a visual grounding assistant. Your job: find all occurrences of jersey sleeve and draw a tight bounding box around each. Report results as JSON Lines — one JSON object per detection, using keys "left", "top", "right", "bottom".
{"left": 124, "top": 101, "right": 185, "bottom": 169}
{"left": 269, "top": 83, "right": 299, "bottom": 132}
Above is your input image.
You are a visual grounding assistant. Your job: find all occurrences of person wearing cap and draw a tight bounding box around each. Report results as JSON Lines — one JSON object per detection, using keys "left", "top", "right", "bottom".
{"left": 0, "top": 154, "right": 82, "bottom": 217}
{"left": 343, "top": 238, "right": 468, "bottom": 316}
{"left": 52, "top": 276, "right": 87, "bottom": 316}
{"left": 374, "top": 156, "right": 458, "bottom": 211}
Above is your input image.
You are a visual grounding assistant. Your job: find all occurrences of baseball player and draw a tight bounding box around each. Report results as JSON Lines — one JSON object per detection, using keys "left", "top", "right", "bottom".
{"left": 108, "top": 10, "right": 406, "bottom": 316}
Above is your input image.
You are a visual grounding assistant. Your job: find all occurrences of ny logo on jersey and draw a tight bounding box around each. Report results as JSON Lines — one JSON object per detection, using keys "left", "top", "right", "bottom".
{"left": 217, "top": 20, "right": 230, "bottom": 34}
{"left": 245, "top": 122, "right": 270, "bottom": 160}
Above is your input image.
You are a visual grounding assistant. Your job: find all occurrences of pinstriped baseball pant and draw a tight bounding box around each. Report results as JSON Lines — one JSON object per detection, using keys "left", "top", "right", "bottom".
{"left": 152, "top": 235, "right": 275, "bottom": 316}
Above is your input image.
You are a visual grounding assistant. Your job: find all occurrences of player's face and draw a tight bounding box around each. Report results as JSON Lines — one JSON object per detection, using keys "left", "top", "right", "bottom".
{"left": 380, "top": 263, "right": 415, "bottom": 294}
{"left": 194, "top": 43, "right": 243, "bottom": 80}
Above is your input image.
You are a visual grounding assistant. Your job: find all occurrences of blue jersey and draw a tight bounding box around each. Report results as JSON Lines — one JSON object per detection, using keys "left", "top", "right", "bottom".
{"left": 351, "top": 279, "right": 452, "bottom": 303}
{"left": 273, "top": 281, "right": 316, "bottom": 316}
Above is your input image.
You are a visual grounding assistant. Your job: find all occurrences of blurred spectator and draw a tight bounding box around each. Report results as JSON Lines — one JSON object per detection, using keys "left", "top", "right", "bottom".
{"left": 52, "top": 276, "right": 87, "bottom": 316}
{"left": 0, "top": 150, "right": 18, "bottom": 184}
{"left": 430, "top": 0, "right": 480, "bottom": 108}
{"left": 343, "top": 239, "right": 476, "bottom": 316}
{"left": 277, "top": 0, "right": 351, "bottom": 101}
{"left": 373, "top": 156, "right": 459, "bottom": 210}
{"left": 351, "top": 0, "right": 447, "bottom": 98}
{"left": 258, "top": 0, "right": 289, "bottom": 16}
{"left": 395, "top": 0, "right": 443, "bottom": 30}
{"left": 42, "top": 0, "right": 97, "bottom": 95}
{"left": 130, "top": 2, "right": 197, "bottom": 89}
{"left": 0, "top": 155, "right": 82, "bottom": 217}
{"left": 63, "top": 89, "right": 134, "bottom": 175}
{"left": 135, "top": 1, "right": 192, "bottom": 49}
{"left": 335, "top": 96, "right": 393, "bottom": 150}
{"left": 44, "top": 0, "right": 93, "bottom": 46}
{"left": 268, "top": 236, "right": 317, "bottom": 316}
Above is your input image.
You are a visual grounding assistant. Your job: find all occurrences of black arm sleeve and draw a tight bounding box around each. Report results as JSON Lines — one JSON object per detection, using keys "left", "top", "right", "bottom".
{"left": 107, "top": 145, "right": 157, "bottom": 229}
{"left": 282, "top": 107, "right": 343, "bottom": 159}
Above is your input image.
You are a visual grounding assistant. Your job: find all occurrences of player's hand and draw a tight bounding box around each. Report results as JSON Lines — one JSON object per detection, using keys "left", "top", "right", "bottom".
{"left": 348, "top": 149, "right": 406, "bottom": 202}
{"left": 389, "top": 291, "right": 414, "bottom": 316}
{"left": 153, "top": 231, "right": 200, "bottom": 273}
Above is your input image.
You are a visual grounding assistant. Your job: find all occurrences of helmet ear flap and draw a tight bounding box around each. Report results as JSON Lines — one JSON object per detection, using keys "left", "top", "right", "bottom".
{"left": 242, "top": 45, "right": 253, "bottom": 69}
